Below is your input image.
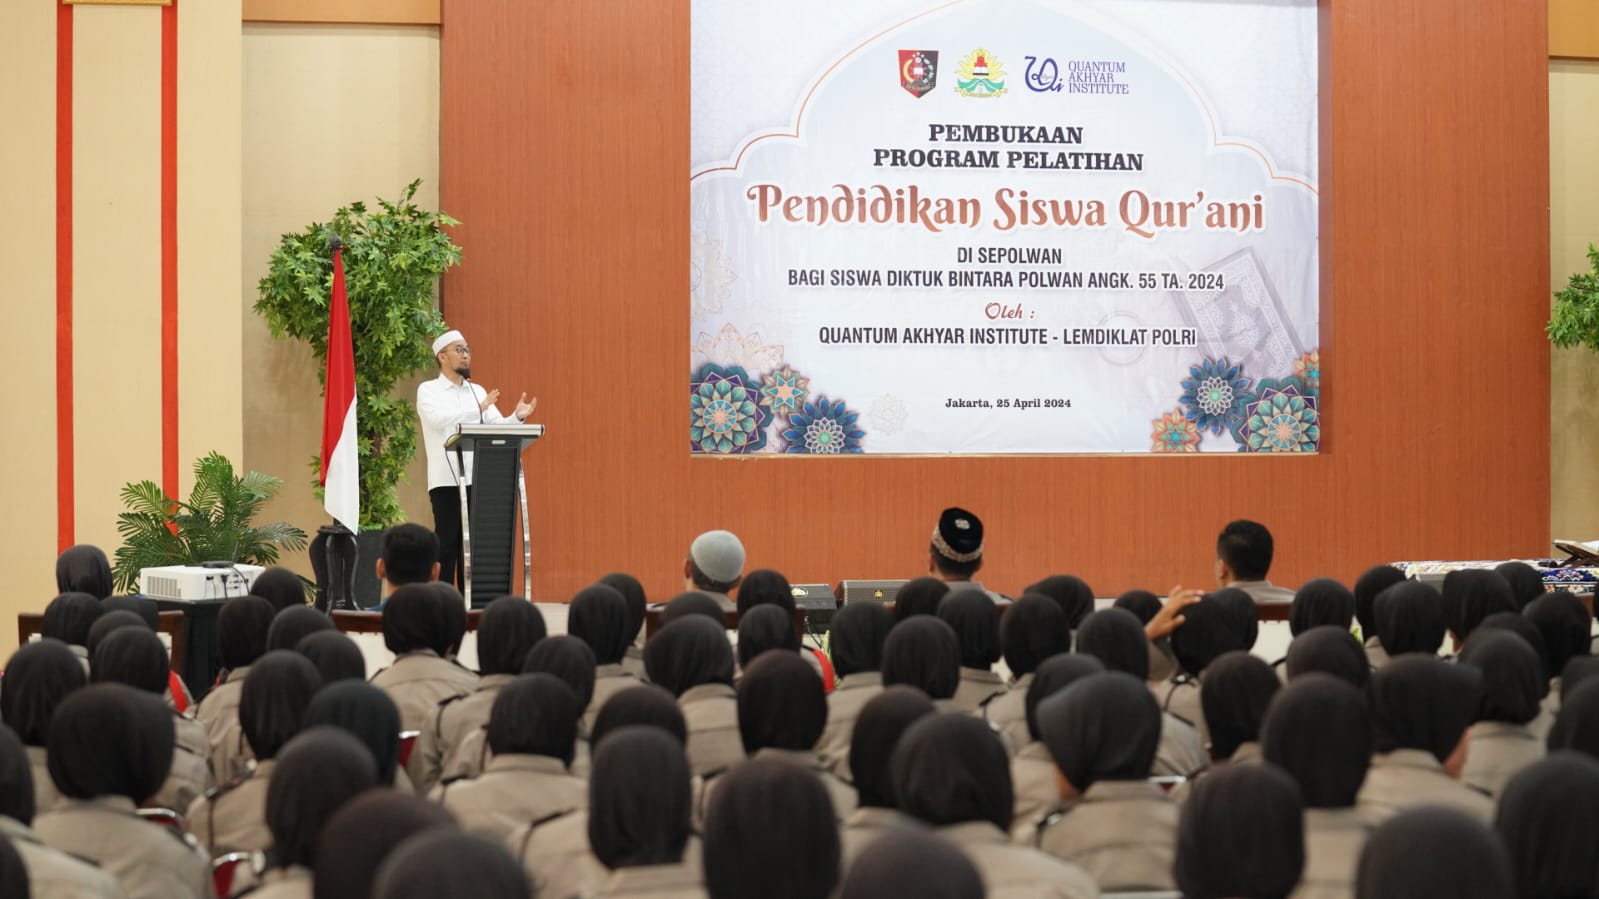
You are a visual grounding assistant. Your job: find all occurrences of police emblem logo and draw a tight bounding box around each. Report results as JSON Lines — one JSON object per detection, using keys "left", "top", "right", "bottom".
{"left": 899, "top": 50, "right": 939, "bottom": 98}
{"left": 955, "top": 48, "right": 1007, "bottom": 97}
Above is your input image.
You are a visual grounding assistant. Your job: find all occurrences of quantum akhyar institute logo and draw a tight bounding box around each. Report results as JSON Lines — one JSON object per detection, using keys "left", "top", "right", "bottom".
{"left": 955, "top": 48, "right": 1007, "bottom": 98}
{"left": 898, "top": 50, "right": 939, "bottom": 98}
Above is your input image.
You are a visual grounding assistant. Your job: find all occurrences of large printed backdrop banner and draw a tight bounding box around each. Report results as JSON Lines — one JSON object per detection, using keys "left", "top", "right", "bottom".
{"left": 690, "top": 0, "right": 1319, "bottom": 456}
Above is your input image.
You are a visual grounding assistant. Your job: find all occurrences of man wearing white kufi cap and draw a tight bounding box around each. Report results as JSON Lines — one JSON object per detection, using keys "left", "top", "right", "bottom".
{"left": 416, "top": 328, "right": 537, "bottom": 588}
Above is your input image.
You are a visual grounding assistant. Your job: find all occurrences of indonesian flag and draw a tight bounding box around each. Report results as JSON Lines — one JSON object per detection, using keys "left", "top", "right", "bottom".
{"left": 319, "top": 240, "right": 359, "bottom": 531}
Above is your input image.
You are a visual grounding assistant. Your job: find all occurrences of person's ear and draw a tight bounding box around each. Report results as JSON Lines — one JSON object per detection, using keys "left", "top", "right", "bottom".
{"left": 376, "top": 559, "right": 388, "bottom": 581}
{"left": 928, "top": 553, "right": 938, "bottom": 575}
{"left": 683, "top": 558, "right": 694, "bottom": 580}
{"left": 430, "top": 562, "right": 441, "bottom": 583}
{"left": 1215, "top": 558, "right": 1229, "bottom": 585}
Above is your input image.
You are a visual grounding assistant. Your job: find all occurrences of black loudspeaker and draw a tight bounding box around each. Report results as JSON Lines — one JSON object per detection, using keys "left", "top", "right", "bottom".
{"left": 838, "top": 579, "right": 910, "bottom": 604}
{"left": 790, "top": 584, "right": 838, "bottom": 636}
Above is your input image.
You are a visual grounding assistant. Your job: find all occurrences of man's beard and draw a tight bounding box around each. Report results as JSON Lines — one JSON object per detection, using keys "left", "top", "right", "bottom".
{"left": 454, "top": 365, "right": 471, "bottom": 379}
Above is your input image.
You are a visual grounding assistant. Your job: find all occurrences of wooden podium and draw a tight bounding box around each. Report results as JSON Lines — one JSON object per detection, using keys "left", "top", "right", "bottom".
{"left": 444, "top": 423, "right": 545, "bottom": 607}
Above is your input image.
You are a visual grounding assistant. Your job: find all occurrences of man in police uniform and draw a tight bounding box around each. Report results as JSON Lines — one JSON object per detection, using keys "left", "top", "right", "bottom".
{"left": 929, "top": 507, "right": 1008, "bottom": 605}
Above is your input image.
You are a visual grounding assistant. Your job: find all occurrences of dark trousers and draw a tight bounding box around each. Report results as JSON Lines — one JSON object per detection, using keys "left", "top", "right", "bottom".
{"left": 429, "top": 485, "right": 473, "bottom": 589}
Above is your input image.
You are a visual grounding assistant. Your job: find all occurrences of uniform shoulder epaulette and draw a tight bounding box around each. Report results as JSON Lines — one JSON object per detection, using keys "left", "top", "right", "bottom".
{"left": 515, "top": 807, "right": 581, "bottom": 860}
{"left": 1033, "top": 808, "right": 1067, "bottom": 846}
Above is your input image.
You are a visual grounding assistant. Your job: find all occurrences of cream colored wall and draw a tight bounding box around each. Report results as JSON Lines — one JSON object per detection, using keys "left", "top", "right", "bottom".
{"left": 0, "top": 1, "right": 63, "bottom": 650}
{"left": 0, "top": 2, "right": 242, "bottom": 658}
{"left": 242, "top": 23, "right": 441, "bottom": 578}
{"left": 1551, "top": 60, "right": 1599, "bottom": 540}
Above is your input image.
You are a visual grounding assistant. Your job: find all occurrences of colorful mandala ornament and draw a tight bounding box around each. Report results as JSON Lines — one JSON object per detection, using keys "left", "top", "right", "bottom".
{"left": 1237, "top": 377, "right": 1320, "bottom": 453}
{"left": 759, "top": 366, "right": 810, "bottom": 418}
{"left": 1179, "top": 357, "right": 1252, "bottom": 436}
{"left": 783, "top": 395, "right": 865, "bottom": 454}
{"left": 1293, "top": 350, "right": 1321, "bottom": 395}
{"left": 1150, "top": 407, "right": 1201, "bottom": 453}
{"left": 690, "top": 363, "right": 770, "bottom": 454}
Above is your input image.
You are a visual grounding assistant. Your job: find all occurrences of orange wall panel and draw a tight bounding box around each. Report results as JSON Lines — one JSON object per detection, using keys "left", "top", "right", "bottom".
{"left": 1552, "top": 0, "right": 1599, "bottom": 58}
{"left": 439, "top": 0, "right": 1552, "bottom": 604}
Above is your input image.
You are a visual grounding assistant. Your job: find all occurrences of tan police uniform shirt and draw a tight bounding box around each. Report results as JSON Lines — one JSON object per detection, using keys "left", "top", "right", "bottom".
{"left": 0, "top": 814, "right": 124, "bottom": 899}
{"left": 152, "top": 712, "right": 213, "bottom": 813}
{"left": 678, "top": 683, "right": 742, "bottom": 778}
{"left": 1363, "top": 637, "right": 1390, "bottom": 671}
{"left": 1289, "top": 806, "right": 1374, "bottom": 899}
{"left": 699, "top": 749, "right": 856, "bottom": 824}
{"left": 1529, "top": 683, "right": 1560, "bottom": 741}
{"left": 591, "top": 863, "right": 707, "bottom": 899}
{"left": 508, "top": 810, "right": 603, "bottom": 899}
{"left": 1228, "top": 579, "right": 1296, "bottom": 605}
{"left": 26, "top": 745, "right": 61, "bottom": 815}
{"left": 1461, "top": 720, "right": 1545, "bottom": 798}
{"left": 412, "top": 672, "right": 517, "bottom": 795}
{"left": 1356, "top": 748, "right": 1495, "bottom": 825}
{"left": 937, "top": 820, "right": 1099, "bottom": 899}
{"left": 983, "top": 674, "right": 1032, "bottom": 756}
{"left": 1010, "top": 740, "right": 1060, "bottom": 844}
{"left": 1155, "top": 711, "right": 1209, "bottom": 779}
{"left": 839, "top": 806, "right": 920, "bottom": 873}
{"left": 1037, "top": 779, "right": 1177, "bottom": 892}
{"left": 1148, "top": 639, "right": 1177, "bottom": 684}
{"left": 185, "top": 758, "right": 276, "bottom": 856}
{"left": 818, "top": 672, "right": 883, "bottom": 781}
{"left": 948, "top": 668, "right": 1009, "bottom": 716}
{"left": 369, "top": 650, "right": 480, "bottom": 732}
{"left": 587, "top": 666, "right": 643, "bottom": 731}
{"left": 622, "top": 645, "right": 647, "bottom": 680}
{"left": 1158, "top": 678, "right": 1207, "bottom": 747}
{"left": 435, "top": 753, "right": 588, "bottom": 843}
{"left": 34, "top": 796, "right": 214, "bottom": 899}
{"left": 197, "top": 669, "right": 253, "bottom": 784}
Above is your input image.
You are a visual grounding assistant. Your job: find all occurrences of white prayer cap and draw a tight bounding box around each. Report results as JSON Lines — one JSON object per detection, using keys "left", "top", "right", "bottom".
{"left": 689, "top": 530, "right": 746, "bottom": 583}
{"left": 431, "top": 330, "right": 465, "bottom": 356}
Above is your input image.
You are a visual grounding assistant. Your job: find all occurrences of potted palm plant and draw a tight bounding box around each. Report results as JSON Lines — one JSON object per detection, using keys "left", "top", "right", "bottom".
{"left": 1550, "top": 244, "right": 1599, "bottom": 352}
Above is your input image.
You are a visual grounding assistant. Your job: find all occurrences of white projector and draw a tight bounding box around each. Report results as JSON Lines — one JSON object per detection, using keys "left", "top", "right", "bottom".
{"left": 139, "top": 563, "right": 264, "bottom": 601}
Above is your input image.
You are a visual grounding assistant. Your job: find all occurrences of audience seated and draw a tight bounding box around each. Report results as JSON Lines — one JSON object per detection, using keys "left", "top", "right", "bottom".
{"left": 370, "top": 584, "right": 479, "bottom": 731}
{"left": 984, "top": 594, "right": 1071, "bottom": 752}
{"left": 0, "top": 725, "right": 122, "bottom": 898}
{"left": 596, "top": 573, "right": 649, "bottom": 677}
{"left": 434, "top": 674, "right": 587, "bottom": 841}
{"left": 34, "top": 684, "right": 212, "bottom": 899}
{"left": 892, "top": 576, "right": 950, "bottom": 621}
{"left": 1074, "top": 607, "right": 1208, "bottom": 779}
{"left": 880, "top": 615, "right": 961, "bottom": 706}
{"left": 1492, "top": 560, "right": 1546, "bottom": 611}
{"left": 839, "top": 829, "right": 983, "bottom": 899}
{"left": 510, "top": 685, "right": 689, "bottom": 899}
{"left": 375, "top": 523, "right": 441, "bottom": 604}
{"left": 250, "top": 566, "right": 311, "bottom": 613}
{"left": 303, "top": 680, "right": 405, "bottom": 791}
{"left": 265, "top": 606, "right": 336, "bottom": 654}
{"left": 313, "top": 791, "right": 456, "bottom": 899}
{"left": 1456, "top": 629, "right": 1547, "bottom": 797}
{"left": 1284, "top": 625, "right": 1370, "bottom": 688}
{"left": 54, "top": 546, "right": 113, "bottom": 600}
{"left": 1024, "top": 575, "right": 1095, "bottom": 632}
{"left": 293, "top": 630, "right": 367, "bottom": 684}
{"left": 723, "top": 651, "right": 854, "bottom": 820}
{"left": 1036, "top": 671, "right": 1177, "bottom": 892}
{"left": 1494, "top": 751, "right": 1599, "bottom": 899}
{"left": 1198, "top": 651, "right": 1280, "bottom": 765}
{"left": 1, "top": 640, "right": 86, "bottom": 814}
{"left": 659, "top": 592, "right": 725, "bottom": 628}
{"left": 585, "top": 726, "right": 706, "bottom": 899}
{"left": 1356, "top": 655, "right": 1493, "bottom": 824}
{"left": 1261, "top": 673, "right": 1373, "bottom": 899}
{"left": 926, "top": 508, "right": 1007, "bottom": 605}
{"left": 251, "top": 727, "right": 378, "bottom": 898}
{"left": 936, "top": 589, "right": 1008, "bottom": 714}
{"left": 187, "top": 650, "right": 322, "bottom": 855}
{"left": 817, "top": 602, "right": 893, "bottom": 780}
{"left": 1159, "top": 588, "right": 1256, "bottom": 746}
{"left": 373, "top": 830, "right": 530, "bottom": 899}
{"left": 1524, "top": 590, "right": 1593, "bottom": 736}
{"left": 1214, "top": 519, "right": 1295, "bottom": 604}
{"left": 734, "top": 605, "right": 798, "bottom": 669}
{"left": 734, "top": 569, "right": 795, "bottom": 617}
{"left": 645, "top": 617, "right": 741, "bottom": 778}
{"left": 890, "top": 714, "right": 1096, "bottom": 899}
{"left": 1547, "top": 679, "right": 1599, "bottom": 759}
{"left": 198, "top": 596, "right": 275, "bottom": 780}
{"left": 1372, "top": 580, "right": 1447, "bottom": 659}
{"left": 1175, "top": 763, "right": 1304, "bottom": 899}
{"left": 1352, "top": 564, "right": 1405, "bottom": 668}
{"left": 413, "top": 595, "right": 545, "bottom": 792}
{"left": 1356, "top": 807, "right": 1513, "bottom": 899}
{"left": 839, "top": 686, "right": 935, "bottom": 870}
{"left": 90, "top": 627, "right": 212, "bottom": 811}
{"left": 1010, "top": 654, "right": 1102, "bottom": 843}
{"left": 39, "top": 593, "right": 101, "bottom": 670}
{"left": 521, "top": 635, "right": 599, "bottom": 775}
{"left": 682, "top": 531, "right": 745, "bottom": 613}
{"left": 1440, "top": 569, "right": 1517, "bottom": 652}
{"left": 569, "top": 585, "right": 641, "bottom": 730}
{"left": 702, "top": 758, "right": 839, "bottom": 899}
{"left": 1288, "top": 578, "right": 1356, "bottom": 638}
